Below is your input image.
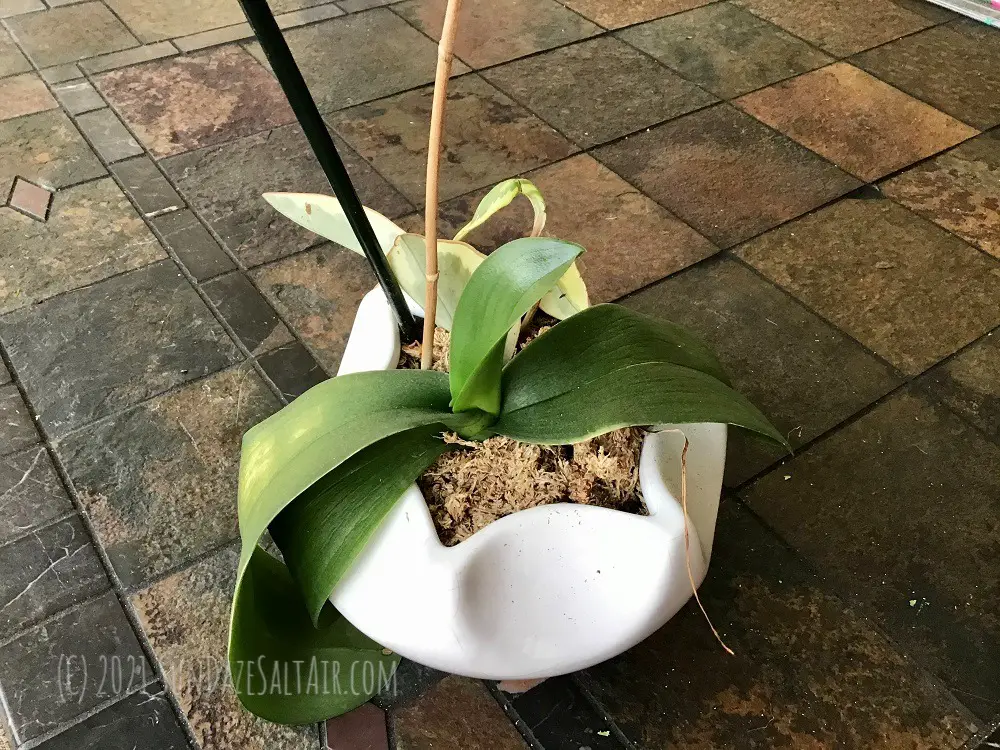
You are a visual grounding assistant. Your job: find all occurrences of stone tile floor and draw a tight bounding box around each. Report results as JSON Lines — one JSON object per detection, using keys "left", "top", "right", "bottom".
{"left": 0, "top": 0, "right": 998, "bottom": 747}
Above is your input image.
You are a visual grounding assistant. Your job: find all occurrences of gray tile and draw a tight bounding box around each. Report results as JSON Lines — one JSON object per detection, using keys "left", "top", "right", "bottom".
{"left": 150, "top": 209, "right": 235, "bottom": 281}
{"left": 75, "top": 108, "right": 143, "bottom": 163}
{"left": 0, "top": 447, "right": 74, "bottom": 546}
{"left": 51, "top": 80, "right": 104, "bottom": 115}
{"left": 0, "top": 27, "right": 31, "bottom": 77}
{"left": 77, "top": 41, "right": 177, "bottom": 75}
{"left": 257, "top": 341, "right": 327, "bottom": 400}
{"left": 0, "top": 260, "right": 241, "bottom": 436}
{"left": 109, "top": 156, "right": 183, "bottom": 216}
{"left": 0, "top": 384, "right": 38, "bottom": 456}
{"left": 0, "top": 359, "right": 9, "bottom": 384}
{"left": 202, "top": 272, "right": 293, "bottom": 356}
{"left": 0, "top": 109, "right": 105, "bottom": 191}
{"left": 0, "top": 0, "right": 45, "bottom": 17}
{"left": 38, "top": 63, "right": 82, "bottom": 84}
{"left": 6, "top": 2, "right": 139, "bottom": 67}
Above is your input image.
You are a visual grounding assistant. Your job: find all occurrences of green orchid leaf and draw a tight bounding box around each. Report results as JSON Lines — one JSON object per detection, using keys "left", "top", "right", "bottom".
{"left": 387, "top": 234, "right": 485, "bottom": 330}
{"left": 449, "top": 237, "right": 584, "bottom": 415}
{"left": 263, "top": 192, "right": 404, "bottom": 255}
{"left": 270, "top": 425, "right": 456, "bottom": 624}
{"left": 493, "top": 304, "right": 787, "bottom": 447}
{"left": 539, "top": 260, "right": 590, "bottom": 320}
{"left": 452, "top": 178, "right": 547, "bottom": 242}
{"left": 229, "top": 546, "right": 398, "bottom": 724}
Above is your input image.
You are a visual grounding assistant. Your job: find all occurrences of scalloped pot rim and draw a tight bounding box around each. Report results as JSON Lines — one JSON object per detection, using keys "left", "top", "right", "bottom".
{"left": 329, "top": 287, "right": 727, "bottom": 679}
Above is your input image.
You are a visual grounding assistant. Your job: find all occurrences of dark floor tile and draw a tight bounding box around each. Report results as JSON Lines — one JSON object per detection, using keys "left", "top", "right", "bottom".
{"left": 0, "top": 360, "right": 9, "bottom": 385}
{"left": 743, "top": 390, "right": 1000, "bottom": 720}
{"left": 0, "top": 73, "right": 57, "bottom": 122}
{"left": 257, "top": 341, "right": 329, "bottom": 400}
{"left": 391, "top": 676, "right": 528, "bottom": 750}
{"left": 0, "top": 177, "right": 165, "bottom": 314}
{"left": 0, "top": 109, "right": 105, "bottom": 191}
{"left": 131, "top": 547, "right": 318, "bottom": 749}
{"left": 735, "top": 198, "right": 1000, "bottom": 375}
{"left": 733, "top": 0, "right": 931, "bottom": 56}
{"left": 326, "top": 702, "right": 387, "bottom": 750}
{"left": 33, "top": 686, "right": 189, "bottom": 750}
{"left": 736, "top": 62, "right": 977, "bottom": 182}
{"left": 96, "top": 45, "right": 294, "bottom": 158}
{"left": 624, "top": 257, "right": 901, "bottom": 484}
{"left": 510, "top": 677, "right": 624, "bottom": 749}
{"left": 583, "top": 499, "right": 979, "bottom": 747}
{"left": 0, "top": 27, "right": 30, "bottom": 77}
{"left": 109, "top": 155, "right": 183, "bottom": 216}
{"left": 6, "top": 2, "right": 138, "bottom": 67}
{"left": 74, "top": 108, "right": 143, "bottom": 163}
{"left": 163, "top": 121, "right": 410, "bottom": 266}
{"left": 0, "top": 516, "right": 108, "bottom": 639}
{"left": 558, "top": 0, "right": 714, "bottom": 28}
{"left": 883, "top": 131, "right": 1000, "bottom": 259}
{"left": 394, "top": 0, "right": 598, "bottom": 69}
{"left": 149, "top": 209, "right": 235, "bottom": 281}
{"left": 59, "top": 365, "right": 277, "bottom": 589}
{"left": 618, "top": 2, "right": 832, "bottom": 99}
{"left": 203, "top": 272, "right": 293, "bottom": 355}
{"left": 330, "top": 75, "right": 576, "bottom": 205}
{"left": 482, "top": 36, "right": 715, "bottom": 148}
{"left": 0, "top": 260, "right": 240, "bottom": 436}
{"left": 370, "top": 659, "right": 445, "bottom": 711}
{"left": 435, "top": 154, "right": 717, "bottom": 302}
{"left": 245, "top": 10, "right": 447, "bottom": 112}
{"left": 854, "top": 22, "right": 1000, "bottom": 131}
{"left": 892, "top": 0, "right": 959, "bottom": 23}
{"left": 0, "top": 385, "right": 39, "bottom": 456}
{"left": 593, "top": 103, "right": 859, "bottom": 247}
{"left": 0, "top": 592, "right": 151, "bottom": 743}
{"left": 253, "top": 244, "right": 374, "bottom": 373}
{"left": 51, "top": 80, "right": 104, "bottom": 115}
{"left": 0, "top": 447, "right": 73, "bottom": 546}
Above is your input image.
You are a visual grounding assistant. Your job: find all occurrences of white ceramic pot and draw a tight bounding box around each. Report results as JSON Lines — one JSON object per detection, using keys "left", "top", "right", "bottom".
{"left": 330, "top": 288, "right": 727, "bottom": 680}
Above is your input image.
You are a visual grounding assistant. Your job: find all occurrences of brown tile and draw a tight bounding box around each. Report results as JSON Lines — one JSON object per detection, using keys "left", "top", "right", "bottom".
{"left": 51, "top": 80, "right": 105, "bottom": 115}
{"left": 163, "top": 121, "right": 410, "bottom": 266}
{"left": 0, "top": 73, "right": 57, "bottom": 121}
{"left": 78, "top": 40, "right": 178, "bottom": 74}
{"left": 584, "top": 499, "right": 980, "bottom": 747}
{"left": 131, "top": 547, "right": 318, "bottom": 749}
{"left": 481, "top": 36, "right": 715, "bottom": 148}
{"left": 96, "top": 45, "right": 294, "bottom": 158}
{"left": 736, "top": 197, "right": 1000, "bottom": 375}
{"left": 736, "top": 63, "right": 977, "bottom": 181}
{"left": 891, "top": 0, "right": 959, "bottom": 22}
{"left": 561, "top": 0, "right": 713, "bottom": 28}
{"left": 6, "top": 2, "right": 139, "bottom": 67}
{"left": 75, "top": 107, "right": 144, "bottom": 162}
{"left": 335, "top": 0, "right": 391, "bottom": 10}
{"left": 618, "top": 2, "right": 833, "bottom": 99}
{"left": 0, "top": 177, "right": 164, "bottom": 314}
{"left": 252, "top": 244, "right": 374, "bottom": 372}
{"left": 326, "top": 703, "right": 388, "bottom": 750}
{"left": 854, "top": 22, "right": 1000, "bottom": 131}
{"left": 8, "top": 177, "right": 51, "bottom": 220}
{"left": 0, "top": 27, "right": 31, "bottom": 76}
{"left": 436, "top": 154, "right": 717, "bottom": 302}
{"left": 244, "top": 11, "right": 447, "bottom": 113}
{"left": 883, "top": 131, "right": 1000, "bottom": 259}
{"left": 394, "top": 0, "right": 599, "bottom": 68}
{"left": 330, "top": 75, "right": 576, "bottom": 205}
{"left": 593, "top": 103, "right": 859, "bottom": 247}
{"left": 392, "top": 676, "right": 528, "bottom": 750}
{"left": 172, "top": 23, "right": 253, "bottom": 53}
{"left": 743, "top": 390, "right": 1000, "bottom": 719}
{"left": 733, "top": 0, "right": 931, "bottom": 56}
{"left": 0, "top": 0, "right": 45, "bottom": 17}
{"left": 0, "top": 109, "right": 105, "bottom": 191}
{"left": 624, "top": 257, "right": 901, "bottom": 485}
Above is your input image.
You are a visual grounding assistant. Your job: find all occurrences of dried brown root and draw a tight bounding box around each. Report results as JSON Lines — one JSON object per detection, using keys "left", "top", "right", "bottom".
{"left": 400, "top": 327, "right": 450, "bottom": 372}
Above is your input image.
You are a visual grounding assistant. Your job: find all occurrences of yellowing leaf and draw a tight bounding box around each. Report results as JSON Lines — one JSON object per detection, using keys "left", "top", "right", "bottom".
{"left": 540, "top": 260, "right": 589, "bottom": 319}
{"left": 452, "top": 178, "right": 547, "bottom": 242}
{"left": 263, "top": 192, "right": 404, "bottom": 255}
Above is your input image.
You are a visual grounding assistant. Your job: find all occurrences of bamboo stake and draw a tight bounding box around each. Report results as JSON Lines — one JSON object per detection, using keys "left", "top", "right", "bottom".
{"left": 421, "top": 0, "right": 464, "bottom": 370}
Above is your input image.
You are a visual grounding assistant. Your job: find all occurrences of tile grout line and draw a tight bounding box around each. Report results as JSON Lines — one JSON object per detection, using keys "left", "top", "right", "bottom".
{"left": 571, "top": 673, "right": 642, "bottom": 750}
{"left": 484, "top": 682, "right": 546, "bottom": 750}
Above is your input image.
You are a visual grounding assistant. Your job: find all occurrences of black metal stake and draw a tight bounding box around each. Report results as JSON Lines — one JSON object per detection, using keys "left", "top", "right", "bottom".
{"left": 238, "top": 0, "right": 420, "bottom": 342}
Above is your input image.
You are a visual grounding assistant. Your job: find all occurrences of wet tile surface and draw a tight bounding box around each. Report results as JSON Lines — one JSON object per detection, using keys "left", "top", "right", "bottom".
{"left": 619, "top": 3, "right": 832, "bottom": 99}
{"left": 509, "top": 677, "right": 624, "bottom": 749}
{"left": 583, "top": 500, "right": 979, "bottom": 748}
{"left": 0, "top": 27, "right": 31, "bottom": 76}
{"left": 253, "top": 244, "right": 374, "bottom": 373}
{"left": 131, "top": 546, "right": 318, "bottom": 750}
{"left": 0, "top": 260, "right": 240, "bottom": 436}
{"left": 6, "top": 2, "right": 139, "bottom": 67}
{"left": 392, "top": 676, "right": 528, "bottom": 749}
{"left": 624, "top": 257, "right": 901, "bottom": 485}
{"left": 96, "top": 45, "right": 294, "bottom": 158}
{"left": 59, "top": 366, "right": 278, "bottom": 590}
{"left": 854, "top": 22, "right": 1000, "bottom": 131}
{"left": 593, "top": 103, "right": 859, "bottom": 247}
{"left": 0, "top": 73, "right": 57, "bottom": 122}
{"left": 257, "top": 341, "right": 328, "bottom": 399}
{"left": 150, "top": 208, "right": 235, "bottom": 280}
{"left": 561, "top": 0, "right": 714, "bottom": 28}
{"left": 395, "top": 0, "right": 599, "bottom": 68}
{"left": 164, "top": 122, "right": 410, "bottom": 266}
{"left": 331, "top": 75, "right": 576, "bottom": 205}
{"left": 0, "top": 592, "right": 151, "bottom": 743}
{"left": 733, "top": 0, "right": 932, "bottom": 56}
{"left": 0, "top": 447, "right": 74, "bottom": 545}
{"left": 736, "top": 63, "right": 977, "bottom": 182}
{"left": 0, "top": 515, "right": 108, "bottom": 639}
{"left": 883, "top": 131, "right": 1000, "bottom": 259}
{"left": 0, "top": 385, "right": 39, "bottom": 455}
{"left": 202, "top": 272, "right": 293, "bottom": 355}
{"left": 107, "top": 0, "right": 325, "bottom": 42}
{"left": 33, "top": 686, "right": 190, "bottom": 750}
{"left": 109, "top": 155, "right": 183, "bottom": 216}
{"left": 0, "top": 177, "right": 165, "bottom": 314}
{"left": 482, "top": 36, "right": 715, "bottom": 148}
{"left": 736, "top": 198, "right": 1000, "bottom": 375}
{"left": 75, "top": 108, "right": 144, "bottom": 163}
{"left": 0, "top": 109, "right": 106, "bottom": 190}
{"left": 437, "top": 154, "right": 718, "bottom": 302}
{"left": 743, "top": 390, "right": 1000, "bottom": 720}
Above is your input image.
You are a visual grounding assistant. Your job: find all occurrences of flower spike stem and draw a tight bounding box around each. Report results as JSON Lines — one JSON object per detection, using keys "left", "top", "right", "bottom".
{"left": 421, "top": 0, "right": 464, "bottom": 370}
